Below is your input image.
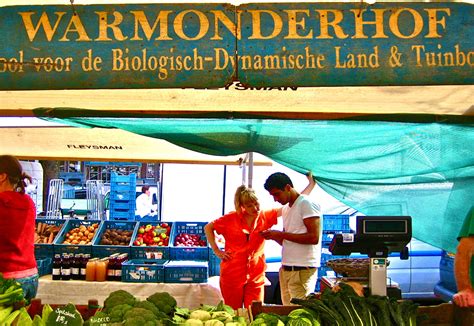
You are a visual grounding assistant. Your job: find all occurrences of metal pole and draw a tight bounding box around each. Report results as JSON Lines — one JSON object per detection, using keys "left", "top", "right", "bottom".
{"left": 241, "top": 156, "right": 247, "bottom": 186}
{"left": 248, "top": 152, "right": 254, "bottom": 188}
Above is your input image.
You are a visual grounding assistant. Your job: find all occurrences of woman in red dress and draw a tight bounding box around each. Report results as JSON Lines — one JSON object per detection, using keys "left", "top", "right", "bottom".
{"left": 0, "top": 155, "right": 38, "bottom": 302}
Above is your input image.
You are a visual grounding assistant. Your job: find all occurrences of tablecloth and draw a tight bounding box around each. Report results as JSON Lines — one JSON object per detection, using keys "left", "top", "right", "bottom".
{"left": 36, "top": 275, "right": 223, "bottom": 309}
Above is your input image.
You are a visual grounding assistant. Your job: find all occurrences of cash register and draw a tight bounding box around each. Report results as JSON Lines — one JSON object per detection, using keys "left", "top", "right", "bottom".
{"left": 329, "top": 215, "right": 412, "bottom": 296}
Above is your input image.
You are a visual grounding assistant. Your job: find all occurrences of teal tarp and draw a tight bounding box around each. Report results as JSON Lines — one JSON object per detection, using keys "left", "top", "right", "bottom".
{"left": 39, "top": 113, "right": 474, "bottom": 253}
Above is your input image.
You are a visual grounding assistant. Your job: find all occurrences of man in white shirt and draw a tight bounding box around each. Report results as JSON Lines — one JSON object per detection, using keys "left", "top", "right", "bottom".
{"left": 135, "top": 185, "right": 157, "bottom": 220}
{"left": 261, "top": 172, "right": 322, "bottom": 305}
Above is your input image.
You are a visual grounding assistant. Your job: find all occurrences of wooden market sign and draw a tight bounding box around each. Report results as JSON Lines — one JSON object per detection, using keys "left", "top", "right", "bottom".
{"left": 0, "top": 2, "right": 472, "bottom": 90}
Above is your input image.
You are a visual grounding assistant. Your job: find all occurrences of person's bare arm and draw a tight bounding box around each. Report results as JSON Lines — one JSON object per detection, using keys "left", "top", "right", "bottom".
{"left": 204, "top": 222, "right": 232, "bottom": 261}
{"left": 453, "top": 236, "right": 474, "bottom": 307}
{"left": 301, "top": 171, "right": 316, "bottom": 196}
{"left": 261, "top": 216, "right": 320, "bottom": 245}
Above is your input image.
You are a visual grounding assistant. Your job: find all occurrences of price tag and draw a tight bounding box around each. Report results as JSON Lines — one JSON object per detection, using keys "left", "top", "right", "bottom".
{"left": 46, "top": 304, "right": 83, "bottom": 326}
{"left": 88, "top": 315, "right": 111, "bottom": 326}
{"left": 342, "top": 233, "right": 354, "bottom": 243}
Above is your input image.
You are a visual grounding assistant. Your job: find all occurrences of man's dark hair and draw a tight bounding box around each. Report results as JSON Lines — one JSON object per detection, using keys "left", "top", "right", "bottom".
{"left": 141, "top": 185, "right": 150, "bottom": 193}
{"left": 264, "top": 172, "right": 293, "bottom": 191}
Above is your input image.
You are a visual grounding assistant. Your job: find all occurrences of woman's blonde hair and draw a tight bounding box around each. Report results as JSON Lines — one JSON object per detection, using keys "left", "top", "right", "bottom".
{"left": 234, "top": 185, "right": 259, "bottom": 213}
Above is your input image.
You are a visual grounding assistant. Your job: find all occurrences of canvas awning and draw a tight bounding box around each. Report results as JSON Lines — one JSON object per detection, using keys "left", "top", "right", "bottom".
{"left": 1, "top": 85, "right": 472, "bottom": 119}
{"left": 0, "top": 126, "right": 272, "bottom": 165}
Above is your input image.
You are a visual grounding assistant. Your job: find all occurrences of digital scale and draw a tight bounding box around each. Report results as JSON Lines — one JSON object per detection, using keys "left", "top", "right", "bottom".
{"left": 329, "top": 216, "right": 412, "bottom": 296}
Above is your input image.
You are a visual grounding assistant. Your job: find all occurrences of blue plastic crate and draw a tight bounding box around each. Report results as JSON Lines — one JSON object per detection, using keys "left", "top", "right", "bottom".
{"left": 169, "top": 222, "right": 209, "bottom": 261}
{"left": 53, "top": 219, "right": 102, "bottom": 255}
{"left": 164, "top": 261, "right": 208, "bottom": 283}
{"left": 208, "top": 249, "right": 221, "bottom": 277}
{"left": 439, "top": 253, "right": 457, "bottom": 292}
{"left": 130, "top": 222, "right": 172, "bottom": 259}
{"left": 315, "top": 265, "right": 334, "bottom": 292}
{"left": 323, "top": 214, "right": 350, "bottom": 232}
{"left": 92, "top": 221, "right": 137, "bottom": 257}
{"left": 122, "top": 259, "right": 166, "bottom": 283}
{"left": 322, "top": 230, "right": 354, "bottom": 248}
{"left": 35, "top": 218, "right": 67, "bottom": 258}
{"left": 109, "top": 200, "right": 136, "bottom": 211}
{"left": 111, "top": 173, "right": 137, "bottom": 184}
{"left": 110, "top": 191, "right": 134, "bottom": 201}
{"left": 109, "top": 209, "right": 135, "bottom": 221}
{"left": 322, "top": 232, "right": 336, "bottom": 244}
{"left": 111, "top": 183, "right": 136, "bottom": 192}
{"left": 36, "top": 257, "right": 53, "bottom": 276}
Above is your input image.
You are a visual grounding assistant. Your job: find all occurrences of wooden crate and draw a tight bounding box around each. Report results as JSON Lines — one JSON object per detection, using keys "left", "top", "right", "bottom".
{"left": 418, "top": 303, "right": 473, "bottom": 326}
{"left": 250, "top": 301, "right": 474, "bottom": 326}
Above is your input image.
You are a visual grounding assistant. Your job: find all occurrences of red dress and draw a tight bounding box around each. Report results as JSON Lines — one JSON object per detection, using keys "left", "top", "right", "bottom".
{"left": 213, "top": 209, "right": 278, "bottom": 309}
{"left": 0, "top": 191, "right": 37, "bottom": 277}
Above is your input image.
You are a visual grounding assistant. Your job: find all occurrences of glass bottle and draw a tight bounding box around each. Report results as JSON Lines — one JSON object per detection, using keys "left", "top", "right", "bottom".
{"left": 85, "top": 258, "right": 98, "bottom": 281}
{"left": 71, "top": 254, "right": 80, "bottom": 280}
{"left": 61, "top": 253, "right": 71, "bottom": 281}
{"left": 107, "top": 254, "right": 119, "bottom": 281}
{"left": 80, "top": 254, "right": 89, "bottom": 280}
{"left": 115, "top": 253, "right": 128, "bottom": 282}
{"left": 95, "top": 258, "right": 108, "bottom": 282}
{"left": 52, "top": 254, "right": 62, "bottom": 281}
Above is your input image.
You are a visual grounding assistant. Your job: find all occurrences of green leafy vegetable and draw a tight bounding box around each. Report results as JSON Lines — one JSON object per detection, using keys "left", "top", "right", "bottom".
{"left": 147, "top": 292, "right": 177, "bottom": 315}
{"left": 103, "top": 290, "right": 137, "bottom": 313}
{"left": 292, "top": 282, "right": 419, "bottom": 326}
{"left": 0, "top": 274, "right": 25, "bottom": 307}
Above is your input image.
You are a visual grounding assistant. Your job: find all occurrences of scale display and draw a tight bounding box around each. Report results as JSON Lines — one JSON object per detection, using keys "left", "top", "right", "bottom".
{"left": 358, "top": 216, "right": 411, "bottom": 235}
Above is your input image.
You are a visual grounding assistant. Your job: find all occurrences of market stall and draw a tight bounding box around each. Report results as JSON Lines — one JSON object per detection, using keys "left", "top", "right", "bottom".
{"left": 36, "top": 275, "right": 223, "bottom": 309}
{"left": 0, "top": 1, "right": 473, "bottom": 324}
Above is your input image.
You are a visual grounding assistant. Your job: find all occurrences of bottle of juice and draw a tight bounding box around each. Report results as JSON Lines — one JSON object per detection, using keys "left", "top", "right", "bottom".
{"left": 85, "top": 258, "right": 98, "bottom": 281}
{"left": 95, "top": 258, "right": 108, "bottom": 282}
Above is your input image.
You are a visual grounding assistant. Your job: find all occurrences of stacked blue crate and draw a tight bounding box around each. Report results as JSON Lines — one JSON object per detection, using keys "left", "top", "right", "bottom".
{"left": 316, "top": 214, "right": 351, "bottom": 291}
{"left": 109, "top": 173, "right": 137, "bottom": 221}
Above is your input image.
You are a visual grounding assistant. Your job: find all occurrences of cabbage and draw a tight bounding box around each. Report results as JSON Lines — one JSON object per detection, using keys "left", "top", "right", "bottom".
{"left": 185, "top": 318, "right": 204, "bottom": 326}
{"left": 288, "top": 308, "right": 320, "bottom": 326}
{"left": 287, "top": 317, "right": 314, "bottom": 326}
{"left": 190, "top": 309, "right": 212, "bottom": 321}
{"left": 210, "top": 311, "right": 233, "bottom": 323}
{"left": 204, "top": 319, "right": 225, "bottom": 326}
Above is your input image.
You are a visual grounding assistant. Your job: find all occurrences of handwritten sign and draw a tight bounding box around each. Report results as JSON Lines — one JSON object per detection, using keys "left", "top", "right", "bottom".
{"left": 0, "top": 2, "right": 472, "bottom": 90}
{"left": 46, "top": 304, "right": 83, "bottom": 326}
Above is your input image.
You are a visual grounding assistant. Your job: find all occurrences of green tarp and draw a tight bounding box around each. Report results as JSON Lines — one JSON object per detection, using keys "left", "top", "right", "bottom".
{"left": 38, "top": 110, "right": 474, "bottom": 253}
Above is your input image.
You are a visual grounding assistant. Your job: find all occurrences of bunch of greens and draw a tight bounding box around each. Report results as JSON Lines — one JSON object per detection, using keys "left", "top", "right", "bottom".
{"left": 85, "top": 290, "right": 178, "bottom": 326}
{"left": 0, "top": 273, "right": 29, "bottom": 325}
{"left": 0, "top": 273, "right": 25, "bottom": 307}
{"left": 176, "top": 301, "right": 246, "bottom": 326}
{"left": 291, "top": 283, "right": 419, "bottom": 326}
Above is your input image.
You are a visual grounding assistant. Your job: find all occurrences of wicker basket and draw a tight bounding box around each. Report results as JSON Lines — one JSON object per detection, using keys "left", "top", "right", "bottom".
{"left": 326, "top": 258, "right": 370, "bottom": 278}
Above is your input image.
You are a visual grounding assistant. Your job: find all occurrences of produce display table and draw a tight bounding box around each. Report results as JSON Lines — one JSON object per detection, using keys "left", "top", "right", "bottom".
{"left": 36, "top": 275, "right": 223, "bottom": 309}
